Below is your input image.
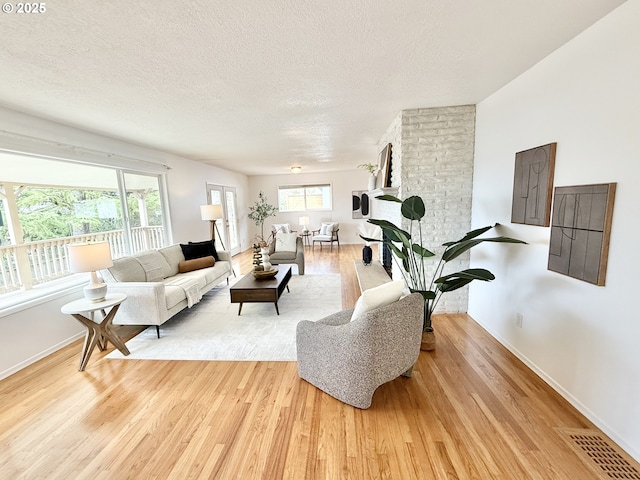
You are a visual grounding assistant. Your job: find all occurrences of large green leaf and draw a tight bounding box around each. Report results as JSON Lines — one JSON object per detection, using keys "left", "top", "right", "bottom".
{"left": 412, "top": 243, "right": 435, "bottom": 258}
{"left": 409, "top": 288, "right": 436, "bottom": 300}
{"left": 442, "top": 236, "right": 527, "bottom": 262}
{"left": 367, "top": 219, "right": 411, "bottom": 245}
{"left": 375, "top": 194, "right": 402, "bottom": 203}
{"left": 435, "top": 269, "right": 496, "bottom": 292}
{"left": 389, "top": 242, "right": 407, "bottom": 260}
{"left": 360, "top": 235, "right": 380, "bottom": 243}
{"left": 401, "top": 196, "right": 425, "bottom": 221}
{"left": 437, "top": 277, "right": 474, "bottom": 292}
{"left": 435, "top": 268, "right": 495, "bottom": 283}
{"left": 442, "top": 224, "right": 496, "bottom": 246}
{"left": 400, "top": 245, "right": 410, "bottom": 272}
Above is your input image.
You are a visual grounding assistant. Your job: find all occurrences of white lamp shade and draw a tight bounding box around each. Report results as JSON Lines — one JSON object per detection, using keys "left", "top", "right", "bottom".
{"left": 299, "top": 216, "right": 310, "bottom": 226}
{"left": 67, "top": 242, "right": 113, "bottom": 273}
{"left": 200, "top": 204, "right": 223, "bottom": 220}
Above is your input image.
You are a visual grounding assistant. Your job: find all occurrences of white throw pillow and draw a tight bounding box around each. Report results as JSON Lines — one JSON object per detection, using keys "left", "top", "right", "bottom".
{"left": 319, "top": 222, "right": 334, "bottom": 235}
{"left": 350, "top": 280, "right": 405, "bottom": 322}
{"left": 272, "top": 223, "right": 291, "bottom": 234}
{"left": 275, "top": 232, "right": 298, "bottom": 252}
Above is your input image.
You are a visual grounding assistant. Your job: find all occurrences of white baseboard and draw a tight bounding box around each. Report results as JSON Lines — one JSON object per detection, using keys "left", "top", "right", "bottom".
{"left": 473, "top": 317, "right": 640, "bottom": 464}
{"left": 0, "top": 332, "right": 84, "bottom": 381}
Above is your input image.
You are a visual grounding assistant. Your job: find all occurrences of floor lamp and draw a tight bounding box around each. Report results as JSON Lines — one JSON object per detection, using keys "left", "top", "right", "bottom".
{"left": 200, "top": 204, "right": 224, "bottom": 247}
{"left": 200, "top": 204, "right": 236, "bottom": 276}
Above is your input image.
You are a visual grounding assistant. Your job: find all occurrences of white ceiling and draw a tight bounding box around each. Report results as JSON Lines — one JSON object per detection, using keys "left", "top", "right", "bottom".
{"left": 0, "top": 1, "right": 626, "bottom": 176}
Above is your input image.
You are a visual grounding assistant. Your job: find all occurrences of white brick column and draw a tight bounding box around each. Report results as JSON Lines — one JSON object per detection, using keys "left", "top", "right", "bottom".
{"left": 377, "top": 105, "right": 476, "bottom": 313}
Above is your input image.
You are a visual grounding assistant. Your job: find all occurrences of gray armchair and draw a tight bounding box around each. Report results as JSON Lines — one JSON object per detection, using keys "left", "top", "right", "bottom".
{"left": 296, "top": 292, "right": 423, "bottom": 409}
{"left": 268, "top": 236, "right": 305, "bottom": 275}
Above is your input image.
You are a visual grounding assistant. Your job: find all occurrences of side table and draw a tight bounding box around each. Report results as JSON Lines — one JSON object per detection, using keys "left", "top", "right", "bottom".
{"left": 61, "top": 293, "right": 130, "bottom": 371}
{"left": 299, "top": 231, "right": 311, "bottom": 247}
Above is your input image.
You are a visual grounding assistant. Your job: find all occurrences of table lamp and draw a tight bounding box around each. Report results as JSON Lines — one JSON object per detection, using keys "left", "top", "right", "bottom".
{"left": 200, "top": 204, "right": 224, "bottom": 246}
{"left": 67, "top": 241, "right": 113, "bottom": 302}
{"left": 299, "top": 215, "right": 310, "bottom": 233}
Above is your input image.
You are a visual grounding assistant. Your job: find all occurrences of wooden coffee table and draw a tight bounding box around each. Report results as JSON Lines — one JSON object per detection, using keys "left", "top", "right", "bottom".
{"left": 230, "top": 266, "right": 292, "bottom": 315}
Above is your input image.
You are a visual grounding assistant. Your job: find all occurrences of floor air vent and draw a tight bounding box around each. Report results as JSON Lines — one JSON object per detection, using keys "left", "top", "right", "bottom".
{"left": 557, "top": 428, "right": 640, "bottom": 479}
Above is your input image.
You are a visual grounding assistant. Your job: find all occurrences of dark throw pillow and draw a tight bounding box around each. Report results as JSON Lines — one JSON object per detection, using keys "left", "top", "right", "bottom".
{"left": 187, "top": 239, "right": 219, "bottom": 261}
{"left": 180, "top": 242, "right": 212, "bottom": 260}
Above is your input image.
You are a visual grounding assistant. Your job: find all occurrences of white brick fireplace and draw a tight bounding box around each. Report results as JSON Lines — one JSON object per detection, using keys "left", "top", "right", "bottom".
{"left": 373, "top": 105, "right": 476, "bottom": 314}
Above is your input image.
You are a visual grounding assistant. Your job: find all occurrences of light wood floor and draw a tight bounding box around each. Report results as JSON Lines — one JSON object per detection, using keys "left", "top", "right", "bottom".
{"left": 0, "top": 245, "right": 633, "bottom": 479}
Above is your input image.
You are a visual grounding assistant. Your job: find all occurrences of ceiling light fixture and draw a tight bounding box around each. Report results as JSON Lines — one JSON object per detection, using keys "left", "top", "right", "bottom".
{"left": 290, "top": 165, "right": 302, "bottom": 174}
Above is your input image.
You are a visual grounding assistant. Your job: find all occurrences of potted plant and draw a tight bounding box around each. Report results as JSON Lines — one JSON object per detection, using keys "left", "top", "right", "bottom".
{"left": 248, "top": 191, "right": 278, "bottom": 245}
{"left": 361, "top": 194, "right": 526, "bottom": 350}
{"left": 358, "top": 163, "right": 379, "bottom": 191}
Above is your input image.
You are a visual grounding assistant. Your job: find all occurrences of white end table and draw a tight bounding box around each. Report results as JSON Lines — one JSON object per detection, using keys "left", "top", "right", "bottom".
{"left": 61, "top": 293, "right": 130, "bottom": 371}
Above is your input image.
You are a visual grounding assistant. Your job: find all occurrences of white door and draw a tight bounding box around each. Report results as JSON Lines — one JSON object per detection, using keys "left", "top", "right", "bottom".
{"left": 206, "top": 184, "right": 240, "bottom": 256}
{"left": 223, "top": 187, "right": 240, "bottom": 255}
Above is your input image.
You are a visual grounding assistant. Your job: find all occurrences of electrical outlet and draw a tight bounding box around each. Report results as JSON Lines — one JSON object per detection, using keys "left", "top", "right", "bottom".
{"left": 515, "top": 312, "right": 523, "bottom": 328}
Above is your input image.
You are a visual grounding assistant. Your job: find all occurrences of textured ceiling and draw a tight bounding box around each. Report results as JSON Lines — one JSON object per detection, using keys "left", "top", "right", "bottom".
{"left": 0, "top": 1, "right": 626, "bottom": 175}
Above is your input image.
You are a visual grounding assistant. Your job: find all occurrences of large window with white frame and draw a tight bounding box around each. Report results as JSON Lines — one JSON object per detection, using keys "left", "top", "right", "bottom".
{"left": 278, "top": 184, "right": 332, "bottom": 212}
{"left": 0, "top": 152, "right": 169, "bottom": 295}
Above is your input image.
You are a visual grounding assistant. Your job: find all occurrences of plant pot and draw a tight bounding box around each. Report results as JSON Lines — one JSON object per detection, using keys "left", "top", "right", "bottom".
{"left": 421, "top": 330, "right": 436, "bottom": 351}
{"left": 368, "top": 175, "right": 376, "bottom": 192}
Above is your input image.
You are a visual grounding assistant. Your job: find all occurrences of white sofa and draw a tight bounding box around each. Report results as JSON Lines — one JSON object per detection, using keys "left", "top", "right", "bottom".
{"left": 100, "top": 244, "right": 233, "bottom": 336}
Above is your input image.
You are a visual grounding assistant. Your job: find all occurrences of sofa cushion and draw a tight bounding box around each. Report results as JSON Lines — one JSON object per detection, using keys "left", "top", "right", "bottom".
{"left": 188, "top": 239, "right": 219, "bottom": 261}
{"left": 158, "top": 245, "right": 184, "bottom": 277}
{"left": 319, "top": 222, "right": 335, "bottom": 235}
{"left": 163, "top": 284, "right": 188, "bottom": 310}
{"left": 179, "top": 256, "right": 215, "bottom": 273}
{"left": 274, "top": 232, "right": 298, "bottom": 252}
{"left": 180, "top": 242, "right": 212, "bottom": 260}
{"left": 184, "top": 261, "right": 230, "bottom": 285}
{"left": 105, "top": 257, "right": 147, "bottom": 282}
{"left": 174, "top": 270, "right": 206, "bottom": 289}
{"left": 134, "top": 251, "right": 171, "bottom": 281}
{"left": 350, "top": 280, "right": 405, "bottom": 322}
{"left": 269, "top": 250, "right": 295, "bottom": 261}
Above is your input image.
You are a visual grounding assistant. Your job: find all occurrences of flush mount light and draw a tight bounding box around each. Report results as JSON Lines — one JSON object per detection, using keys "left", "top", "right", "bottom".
{"left": 290, "top": 165, "right": 302, "bottom": 174}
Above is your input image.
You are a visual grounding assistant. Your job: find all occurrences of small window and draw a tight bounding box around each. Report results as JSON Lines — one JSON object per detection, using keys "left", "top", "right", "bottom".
{"left": 278, "top": 184, "right": 332, "bottom": 212}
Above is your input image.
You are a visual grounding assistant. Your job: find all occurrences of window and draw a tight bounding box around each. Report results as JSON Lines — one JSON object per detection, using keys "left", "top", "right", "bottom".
{"left": 278, "top": 184, "right": 332, "bottom": 212}
{"left": 0, "top": 152, "right": 169, "bottom": 294}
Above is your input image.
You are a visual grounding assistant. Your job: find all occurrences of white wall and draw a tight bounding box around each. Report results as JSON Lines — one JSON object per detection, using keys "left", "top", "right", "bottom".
{"left": 248, "top": 169, "right": 372, "bottom": 245}
{"left": 469, "top": 0, "right": 640, "bottom": 461}
{"left": 0, "top": 107, "right": 249, "bottom": 378}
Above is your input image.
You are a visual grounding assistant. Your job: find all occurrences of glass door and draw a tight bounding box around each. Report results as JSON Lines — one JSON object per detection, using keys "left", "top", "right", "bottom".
{"left": 224, "top": 187, "right": 240, "bottom": 255}
{"left": 206, "top": 184, "right": 240, "bottom": 255}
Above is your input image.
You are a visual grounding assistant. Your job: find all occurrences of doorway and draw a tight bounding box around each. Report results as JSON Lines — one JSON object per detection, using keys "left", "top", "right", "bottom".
{"left": 206, "top": 184, "right": 240, "bottom": 256}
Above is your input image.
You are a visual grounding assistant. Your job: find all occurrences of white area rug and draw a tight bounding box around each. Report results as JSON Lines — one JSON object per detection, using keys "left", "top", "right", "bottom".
{"left": 106, "top": 273, "right": 341, "bottom": 362}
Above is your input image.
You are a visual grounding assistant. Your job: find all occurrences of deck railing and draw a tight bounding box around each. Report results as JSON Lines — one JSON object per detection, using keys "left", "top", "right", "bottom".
{"left": 0, "top": 226, "right": 165, "bottom": 294}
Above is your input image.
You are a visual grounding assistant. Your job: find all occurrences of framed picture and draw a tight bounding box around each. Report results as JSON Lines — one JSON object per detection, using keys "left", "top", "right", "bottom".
{"left": 352, "top": 190, "right": 370, "bottom": 219}
{"left": 377, "top": 143, "right": 392, "bottom": 188}
{"left": 511, "top": 143, "right": 556, "bottom": 226}
{"left": 547, "top": 183, "right": 616, "bottom": 285}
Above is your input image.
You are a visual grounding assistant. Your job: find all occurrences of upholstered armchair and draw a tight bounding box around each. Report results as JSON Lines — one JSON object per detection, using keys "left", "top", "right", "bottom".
{"left": 268, "top": 233, "right": 305, "bottom": 275}
{"left": 296, "top": 292, "right": 423, "bottom": 409}
{"left": 311, "top": 222, "right": 340, "bottom": 251}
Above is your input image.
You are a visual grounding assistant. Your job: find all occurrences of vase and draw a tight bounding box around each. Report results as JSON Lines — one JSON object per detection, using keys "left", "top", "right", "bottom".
{"left": 362, "top": 245, "right": 372, "bottom": 265}
{"left": 261, "top": 250, "right": 271, "bottom": 271}
{"left": 421, "top": 330, "right": 436, "bottom": 351}
{"left": 368, "top": 174, "right": 376, "bottom": 192}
